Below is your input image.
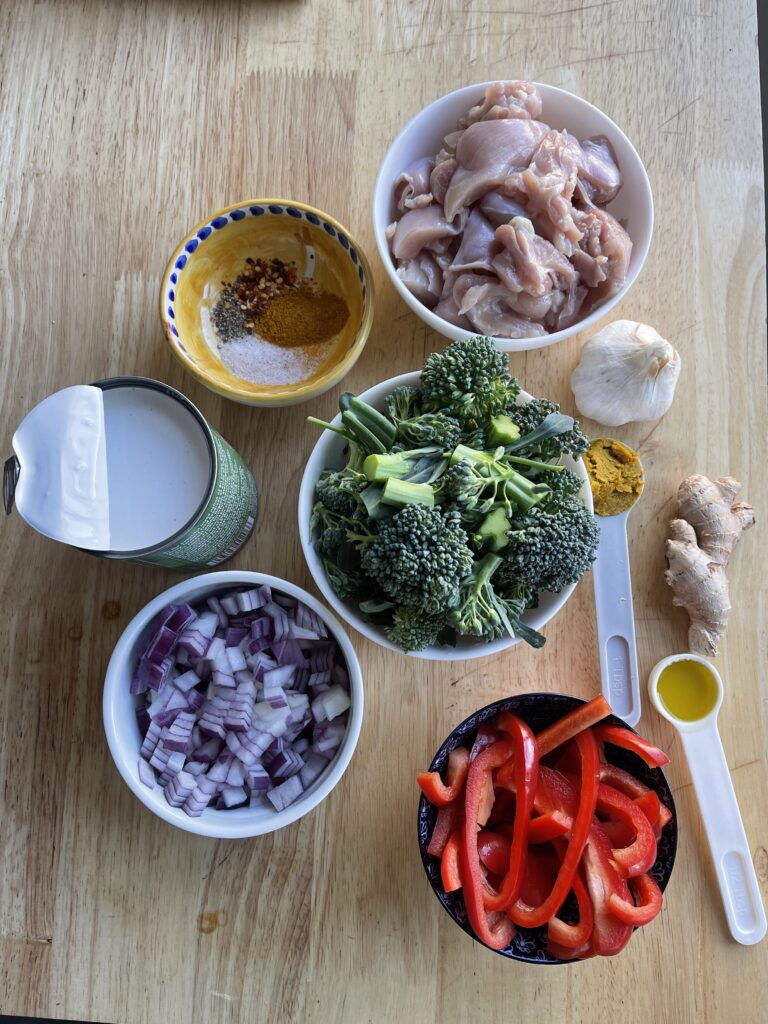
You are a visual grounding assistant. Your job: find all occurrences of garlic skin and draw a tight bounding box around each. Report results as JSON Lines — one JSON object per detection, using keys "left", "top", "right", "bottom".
{"left": 571, "top": 320, "right": 681, "bottom": 427}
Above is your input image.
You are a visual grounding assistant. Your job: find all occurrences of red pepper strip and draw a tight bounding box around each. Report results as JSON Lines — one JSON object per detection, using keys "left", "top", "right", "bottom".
{"left": 551, "top": 741, "right": 580, "bottom": 775}
{"left": 547, "top": 858, "right": 594, "bottom": 949}
{"left": 518, "top": 847, "right": 559, "bottom": 909}
{"left": 482, "top": 716, "right": 539, "bottom": 912}
{"left": 596, "top": 783, "right": 657, "bottom": 877}
{"left": 426, "top": 799, "right": 461, "bottom": 857}
{"left": 508, "top": 729, "right": 599, "bottom": 928}
{"left": 582, "top": 821, "right": 634, "bottom": 956}
{"left": 470, "top": 723, "right": 501, "bottom": 761}
{"left": 417, "top": 747, "right": 470, "bottom": 807}
{"left": 536, "top": 696, "right": 612, "bottom": 758}
{"left": 459, "top": 739, "right": 515, "bottom": 950}
{"left": 601, "top": 819, "right": 635, "bottom": 848}
{"left": 441, "top": 832, "right": 462, "bottom": 892}
{"left": 634, "top": 790, "right": 662, "bottom": 827}
{"left": 477, "top": 831, "right": 510, "bottom": 876}
{"left": 598, "top": 762, "right": 650, "bottom": 799}
{"left": 477, "top": 772, "right": 495, "bottom": 826}
{"left": 594, "top": 724, "right": 670, "bottom": 768}
{"left": 607, "top": 872, "right": 664, "bottom": 926}
{"left": 487, "top": 786, "right": 515, "bottom": 825}
{"left": 528, "top": 810, "right": 571, "bottom": 843}
{"left": 658, "top": 802, "right": 673, "bottom": 831}
{"left": 547, "top": 938, "right": 595, "bottom": 961}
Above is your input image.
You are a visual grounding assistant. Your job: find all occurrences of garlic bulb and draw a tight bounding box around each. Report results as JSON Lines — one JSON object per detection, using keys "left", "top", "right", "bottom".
{"left": 571, "top": 320, "right": 681, "bottom": 427}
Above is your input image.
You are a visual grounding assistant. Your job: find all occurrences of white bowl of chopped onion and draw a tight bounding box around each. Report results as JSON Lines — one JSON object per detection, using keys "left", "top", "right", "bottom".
{"left": 372, "top": 81, "right": 653, "bottom": 352}
{"left": 299, "top": 371, "right": 593, "bottom": 661}
{"left": 103, "top": 571, "right": 363, "bottom": 838}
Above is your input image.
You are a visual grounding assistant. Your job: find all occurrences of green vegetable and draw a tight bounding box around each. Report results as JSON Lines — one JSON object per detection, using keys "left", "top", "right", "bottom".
{"left": 507, "top": 401, "right": 589, "bottom": 459}
{"left": 475, "top": 506, "right": 511, "bottom": 552}
{"left": 488, "top": 414, "right": 521, "bottom": 447}
{"left": 381, "top": 477, "right": 435, "bottom": 509}
{"left": 385, "top": 605, "right": 449, "bottom": 653}
{"left": 362, "top": 446, "right": 447, "bottom": 485}
{"left": 447, "top": 444, "right": 550, "bottom": 515}
{"left": 499, "top": 499, "right": 600, "bottom": 594}
{"left": 450, "top": 553, "right": 544, "bottom": 646}
{"left": 360, "top": 505, "right": 473, "bottom": 614}
{"left": 420, "top": 336, "right": 520, "bottom": 428}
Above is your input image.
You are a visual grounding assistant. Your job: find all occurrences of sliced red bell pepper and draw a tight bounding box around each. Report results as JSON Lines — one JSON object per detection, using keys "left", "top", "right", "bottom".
{"left": 477, "top": 831, "right": 510, "bottom": 876}
{"left": 508, "top": 728, "right": 599, "bottom": 928}
{"left": 482, "top": 716, "right": 538, "bottom": 912}
{"left": 477, "top": 771, "right": 495, "bottom": 826}
{"left": 594, "top": 724, "right": 670, "bottom": 768}
{"left": 547, "top": 859, "right": 594, "bottom": 949}
{"left": 536, "top": 696, "right": 611, "bottom": 758}
{"left": 528, "top": 810, "right": 571, "bottom": 843}
{"left": 441, "top": 832, "right": 462, "bottom": 893}
{"left": 582, "top": 821, "right": 634, "bottom": 956}
{"left": 426, "top": 799, "right": 461, "bottom": 857}
{"left": 487, "top": 786, "right": 516, "bottom": 825}
{"left": 470, "top": 723, "right": 501, "bottom": 761}
{"left": 596, "top": 782, "right": 657, "bottom": 877}
{"left": 417, "top": 747, "right": 470, "bottom": 806}
{"left": 633, "top": 790, "right": 662, "bottom": 828}
{"left": 601, "top": 819, "right": 636, "bottom": 849}
{"left": 547, "top": 937, "right": 594, "bottom": 961}
{"left": 551, "top": 741, "right": 580, "bottom": 774}
{"left": 657, "top": 802, "right": 673, "bottom": 832}
{"left": 518, "top": 847, "right": 559, "bottom": 908}
{"left": 607, "top": 872, "right": 664, "bottom": 926}
{"left": 598, "top": 762, "right": 650, "bottom": 799}
{"left": 459, "top": 739, "right": 515, "bottom": 950}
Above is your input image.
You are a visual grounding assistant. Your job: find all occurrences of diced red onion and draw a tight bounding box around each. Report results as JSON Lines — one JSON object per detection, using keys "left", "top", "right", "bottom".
{"left": 133, "top": 588, "right": 351, "bottom": 816}
{"left": 138, "top": 758, "right": 156, "bottom": 788}
{"left": 266, "top": 775, "right": 304, "bottom": 811}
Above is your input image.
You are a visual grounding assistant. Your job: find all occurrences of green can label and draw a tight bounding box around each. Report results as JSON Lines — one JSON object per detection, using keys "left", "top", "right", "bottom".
{"left": 136, "top": 429, "right": 258, "bottom": 570}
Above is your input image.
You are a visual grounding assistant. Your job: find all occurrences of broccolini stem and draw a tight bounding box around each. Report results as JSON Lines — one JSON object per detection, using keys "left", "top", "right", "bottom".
{"left": 307, "top": 416, "right": 348, "bottom": 438}
{"left": 505, "top": 455, "right": 566, "bottom": 472}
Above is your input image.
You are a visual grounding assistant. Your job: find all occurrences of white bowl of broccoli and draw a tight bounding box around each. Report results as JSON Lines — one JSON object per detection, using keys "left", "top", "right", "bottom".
{"left": 298, "top": 338, "right": 596, "bottom": 661}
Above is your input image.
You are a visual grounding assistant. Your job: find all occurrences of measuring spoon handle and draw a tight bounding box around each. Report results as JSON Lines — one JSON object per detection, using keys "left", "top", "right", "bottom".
{"left": 681, "top": 726, "right": 767, "bottom": 945}
{"left": 592, "top": 514, "right": 641, "bottom": 726}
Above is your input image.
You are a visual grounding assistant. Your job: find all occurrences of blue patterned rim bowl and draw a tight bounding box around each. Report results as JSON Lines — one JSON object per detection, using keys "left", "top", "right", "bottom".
{"left": 417, "top": 692, "right": 677, "bottom": 964}
{"left": 160, "top": 199, "right": 375, "bottom": 407}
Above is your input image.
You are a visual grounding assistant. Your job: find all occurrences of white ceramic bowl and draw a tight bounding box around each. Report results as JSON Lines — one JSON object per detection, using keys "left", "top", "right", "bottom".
{"left": 103, "top": 571, "right": 364, "bottom": 838}
{"left": 372, "top": 81, "right": 653, "bottom": 353}
{"left": 299, "top": 372, "right": 594, "bottom": 661}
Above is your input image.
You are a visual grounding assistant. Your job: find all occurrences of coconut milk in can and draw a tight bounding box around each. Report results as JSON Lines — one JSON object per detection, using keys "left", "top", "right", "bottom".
{"left": 4, "top": 377, "right": 258, "bottom": 570}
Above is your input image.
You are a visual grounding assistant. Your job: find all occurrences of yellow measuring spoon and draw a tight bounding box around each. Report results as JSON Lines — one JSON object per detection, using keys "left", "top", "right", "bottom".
{"left": 648, "top": 654, "right": 766, "bottom": 945}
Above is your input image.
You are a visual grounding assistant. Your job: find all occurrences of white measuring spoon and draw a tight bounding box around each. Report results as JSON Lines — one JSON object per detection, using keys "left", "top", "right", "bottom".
{"left": 590, "top": 446, "right": 643, "bottom": 726}
{"left": 648, "top": 653, "right": 767, "bottom": 945}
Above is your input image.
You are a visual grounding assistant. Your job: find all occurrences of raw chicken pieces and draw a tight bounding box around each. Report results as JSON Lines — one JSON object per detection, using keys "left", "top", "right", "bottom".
{"left": 387, "top": 81, "right": 631, "bottom": 338}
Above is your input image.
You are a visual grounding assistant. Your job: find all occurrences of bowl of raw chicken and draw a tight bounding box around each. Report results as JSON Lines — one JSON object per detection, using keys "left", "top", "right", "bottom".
{"left": 373, "top": 81, "right": 653, "bottom": 352}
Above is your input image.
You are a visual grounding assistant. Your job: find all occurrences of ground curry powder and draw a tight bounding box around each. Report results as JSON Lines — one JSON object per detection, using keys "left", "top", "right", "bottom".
{"left": 257, "top": 284, "right": 349, "bottom": 348}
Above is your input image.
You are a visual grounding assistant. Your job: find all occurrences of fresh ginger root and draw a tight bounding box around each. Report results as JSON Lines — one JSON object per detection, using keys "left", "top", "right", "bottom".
{"left": 665, "top": 475, "right": 755, "bottom": 656}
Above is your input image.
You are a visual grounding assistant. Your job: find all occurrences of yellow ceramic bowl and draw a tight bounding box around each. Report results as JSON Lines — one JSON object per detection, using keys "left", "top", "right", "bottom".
{"left": 160, "top": 200, "right": 375, "bottom": 406}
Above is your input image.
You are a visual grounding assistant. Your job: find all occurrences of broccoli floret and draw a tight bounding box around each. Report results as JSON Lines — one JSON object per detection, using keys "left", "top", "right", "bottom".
{"left": 385, "top": 606, "right": 448, "bottom": 652}
{"left": 315, "top": 468, "right": 359, "bottom": 517}
{"left": 363, "top": 446, "right": 448, "bottom": 486}
{"left": 385, "top": 385, "right": 423, "bottom": 422}
{"left": 397, "top": 411, "right": 462, "bottom": 450}
{"left": 507, "top": 399, "right": 589, "bottom": 459}
{"left": 529, "top": 467, "right": 585, "bottom": 507}
{"left": 420, "top": 337, "right": 520, "bottom": 427}
{"left": 438, "top": 445, "right": 550, "bottom": 517}
{"left": 323, "top": 558, "right": 365, "bottom": 600}
{"left": 450, "top": 553, "right": 545, "bottom": 647}
{"left": 361, "top": 505, "right": 473, "bottom": 614}
{"left": 499, "top": 499, "right": 600, "bottom": 594}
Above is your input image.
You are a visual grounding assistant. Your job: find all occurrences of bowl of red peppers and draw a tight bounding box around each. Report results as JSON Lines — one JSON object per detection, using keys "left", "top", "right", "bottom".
{"left": 417, "top": 693, "right": 676, "bottom": 962}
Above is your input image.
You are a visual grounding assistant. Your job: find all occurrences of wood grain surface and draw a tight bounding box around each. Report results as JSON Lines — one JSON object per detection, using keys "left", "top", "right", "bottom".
{"left": 0, "top": 2, "right": 765, "bottom": 1022}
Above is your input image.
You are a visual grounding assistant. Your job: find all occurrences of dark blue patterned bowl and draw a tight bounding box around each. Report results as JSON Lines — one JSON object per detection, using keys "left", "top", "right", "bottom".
{"left": 417, "top": 693, "right": 677, "bottom": 964}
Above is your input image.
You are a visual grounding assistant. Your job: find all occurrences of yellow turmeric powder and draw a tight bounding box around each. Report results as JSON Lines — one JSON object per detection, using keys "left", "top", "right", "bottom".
{"left": 584, "top": 438, "right": 644, "bottom": 516}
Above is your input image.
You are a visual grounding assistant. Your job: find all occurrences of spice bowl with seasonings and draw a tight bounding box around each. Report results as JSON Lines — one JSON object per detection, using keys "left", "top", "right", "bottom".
{"left": 161, "top": 200, "right": 375, "bottom": 407}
